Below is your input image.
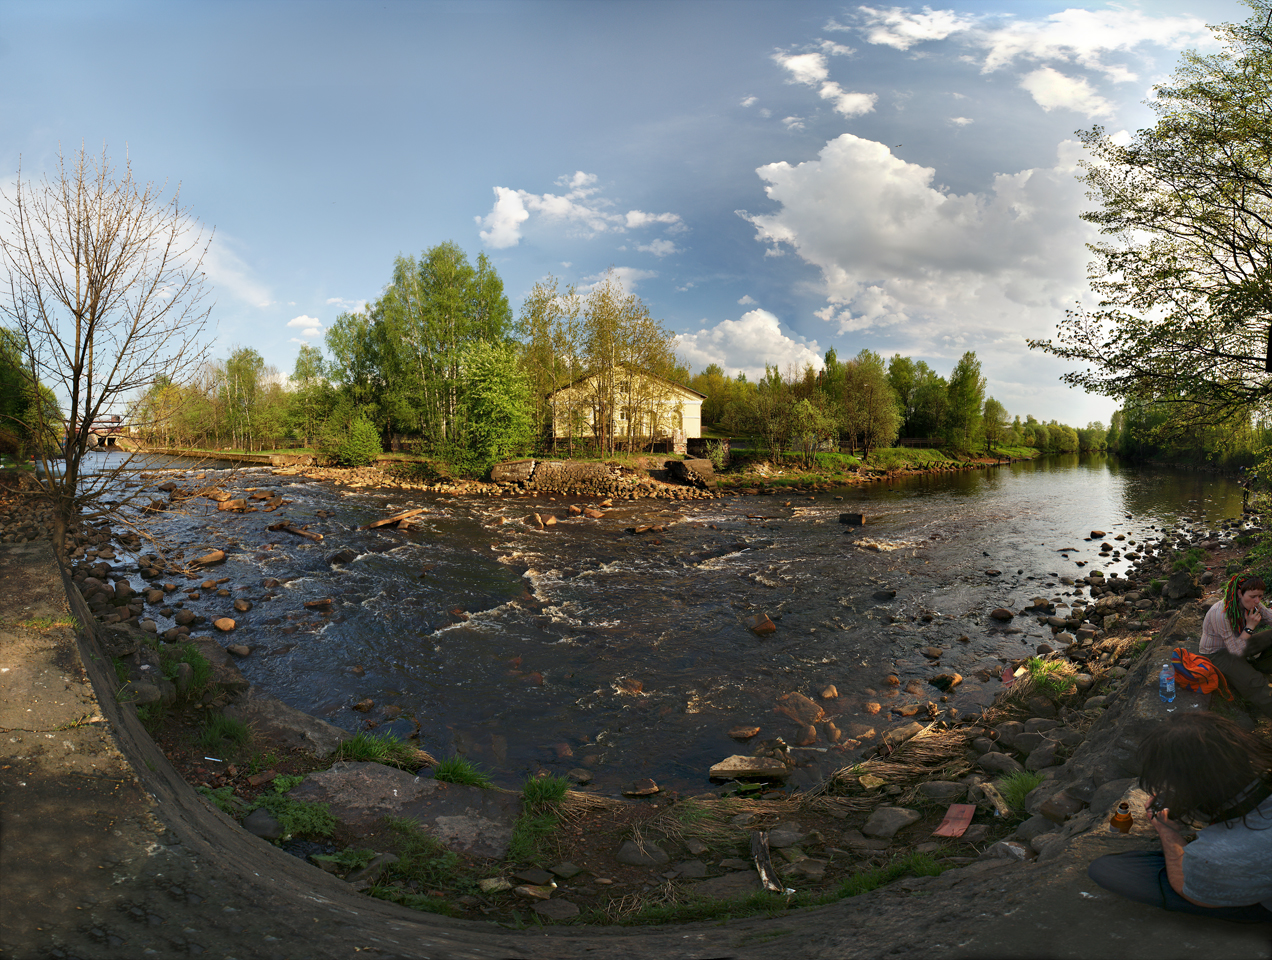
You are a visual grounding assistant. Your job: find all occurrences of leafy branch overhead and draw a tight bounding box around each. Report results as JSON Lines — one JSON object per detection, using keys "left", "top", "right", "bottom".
{"left": 1030, "top": 0, "right": 1272, "bottom": 434}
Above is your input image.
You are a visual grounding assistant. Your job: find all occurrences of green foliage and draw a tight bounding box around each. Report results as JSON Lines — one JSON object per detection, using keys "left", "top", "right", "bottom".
{"left": 460, "top": 339, "right": 534, "bottom": 470}
{"left": 813, "top": 450, "right": 856, "bottom": 472}
{"left": 111, "top": 656, "right": 129, "bottom": 685}
{"left": 330, "top": 414, "right": 383, "bottom": 467}
{"left": 1030, "top": 3, "right": 1272, "bottom": 438}
{"left": 159, "top": 642, "right": 211, "bottom": 697}
{"left": 508, "top": 774, "right": 568, "bottom": 862}
{"left": 272, "top": 773, "right": 305, "bottom": 793}
{"left": 1172, "top": 547, "right": 1207, "bottom": 573}
{"left": 1025, "top": 657, "right": 1078, "bottom": 697}
{"left": 310, "top": 848, "right": 377, "bottom": 872}
{"left": 522, "top": 774, "right": 569, "bottom": 809}
{"left": 372, "top": 817, "right": 471, "bottom": 912}
{"left": 198, "top": 714, "right": 251, "bottom": 754}
{"left": 197, "top": 784, "right": 239, "bottom": 815}
{"left": 252, "top": 791, "right": 337, "bottom": 838}
{"left": 706, "top": 439, "right": 729, "bottom": 471}
{"left": 333, "top": 731, "right": 425, "bottom": 771}
{"left": 136, "top": 703, "right": 163, "bottom": 729}
{"left": 432, "top": 755, "right": 494, "bottom": 788}
{"left": 1150, "top": 578, "right": 1163, "bottom": 595}
{"left": 995, "top": 770, "right": 1045, "bottom": 812}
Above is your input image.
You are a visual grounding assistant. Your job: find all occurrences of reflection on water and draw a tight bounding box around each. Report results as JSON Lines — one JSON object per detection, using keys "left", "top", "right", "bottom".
{"left": 98, "top": 453, "right": 1243, "bottom": 794}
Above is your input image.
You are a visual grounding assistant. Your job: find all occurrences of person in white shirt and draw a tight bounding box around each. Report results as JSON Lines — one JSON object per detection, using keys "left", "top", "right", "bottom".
{"left": 1200, "top": 574, "right": 1272, "bottom": 717}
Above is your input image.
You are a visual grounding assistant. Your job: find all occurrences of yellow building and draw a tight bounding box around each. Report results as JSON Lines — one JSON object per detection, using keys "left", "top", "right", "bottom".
{"left": 546, "top": 364, "right": 704, "bottom": 448}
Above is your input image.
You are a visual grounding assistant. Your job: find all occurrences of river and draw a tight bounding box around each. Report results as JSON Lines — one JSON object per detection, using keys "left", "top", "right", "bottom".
{"left": 85, "top": 452, "right": 1245, "bottom": 796}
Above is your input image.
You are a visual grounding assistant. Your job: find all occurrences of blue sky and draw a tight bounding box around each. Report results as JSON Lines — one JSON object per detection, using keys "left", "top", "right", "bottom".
{"left": 0, "top": 0, "right": 1246, "bottom": 426}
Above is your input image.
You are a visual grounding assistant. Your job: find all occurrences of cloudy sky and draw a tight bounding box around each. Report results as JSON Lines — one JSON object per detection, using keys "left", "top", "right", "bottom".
{"left": 0, "top": 0, "right": 1246, "bottom": 426}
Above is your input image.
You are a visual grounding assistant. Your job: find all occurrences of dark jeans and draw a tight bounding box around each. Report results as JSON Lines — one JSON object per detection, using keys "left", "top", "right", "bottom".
{"left": 1088, "top": 851, "right": 1272, "bottom": 923}
{"left": 1210, "top": 630, "right": 1272, "bottom": 716}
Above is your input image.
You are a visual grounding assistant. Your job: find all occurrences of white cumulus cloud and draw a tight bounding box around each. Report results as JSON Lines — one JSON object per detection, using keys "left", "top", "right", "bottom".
{"left": 741, "top": 133, "right": 1095, "bottom": 353}
{"left": 737, "top": 294, "right": 756, "bottom": 305}
{"left": 476, "top": 172, "right": 682, "bottom": 249}
{"left": 577, "top": 266, "right": 658, "bottom": 294}
{"left": 676, "top": 309, "right": 822, "bottom": 380}
{"left": 818, "top": 82, "right": 878, "bottom": 117}
{"left": 773, "top": 51, "right": 830, "bottom": 86}
{"left": 1020, "top": 67, "right": 1114, "bottom": 118}
{"left": 637, "top": 239, "right": 679, "bottom": 258}
{"left": 286, "top": 315, "right": 324, "bottom": 339}
{"left": 854, "top": 6, "right": 975, "bottom": 50}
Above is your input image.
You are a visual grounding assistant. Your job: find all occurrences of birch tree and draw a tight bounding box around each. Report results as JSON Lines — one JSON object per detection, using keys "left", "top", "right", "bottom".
{"left": 0, "top": 145, "right": 213, "bottom": 549}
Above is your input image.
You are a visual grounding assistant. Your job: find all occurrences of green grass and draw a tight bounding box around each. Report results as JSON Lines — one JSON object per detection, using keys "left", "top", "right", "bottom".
{"left": 1025, "top": 656, "right": 1078, "bottom": 697}
{"left": 1172, "top": 546, "right": 1207, "bottom": 573}
{"left": 16, "top": 615, "right": 79, "bottom": 630}
{"left": 159, "top": 642, "right": 211, "bottom": 697}
{"left": 334, "top": 731, "right": 428, "bottom": 771}
{"left": 310, "top": 848, "right": 378, "bottom": 872}
{"left": 136, "top": 703, "right": 164, "bottom": 730}
{"left": 198, "top": 714, "right": 250, "bottom": 754}
{"left": 837, "top": 851, "right": 946, "bottom": 897}
{"left": 366, "top": 817, "right": 477, "bottom": 917}
{"left": 995, "top": 770, "right": 1045, "bottom": 813}
{"left": 245, "top": 773, "right": 335, "bottom": 839}
{"left": 432, "top": 755, "right": 494, "bottom": 788}
{"left": 508, "top": 774, "right": 570, "bottom": 863}
{"left": 111, "top": 656, "right": 130, "bottom": 685}
{"left": 590, "top": 851, "right": 951, "bottom": 926}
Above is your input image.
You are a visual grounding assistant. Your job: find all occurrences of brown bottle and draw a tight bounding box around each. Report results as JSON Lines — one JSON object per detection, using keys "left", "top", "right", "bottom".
{"left": 1110, "top": 801, "right": 1133, "bottom": 834}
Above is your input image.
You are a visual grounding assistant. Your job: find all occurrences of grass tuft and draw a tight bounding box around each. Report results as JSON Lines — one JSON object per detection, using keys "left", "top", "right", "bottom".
{"left": 334, "top": 731, "right": 432, "bottom": 771}
{"left": 995, "top": 770, "right": 1045, "bottom": 812}
{"left": 198, "top": 713, "right": 250, "bottom": 754}
{"left": 432, "top": 755, "right": 494, "bottom": 788}
{"left": 508, "top": 774, "right": 569, "bottom": 863}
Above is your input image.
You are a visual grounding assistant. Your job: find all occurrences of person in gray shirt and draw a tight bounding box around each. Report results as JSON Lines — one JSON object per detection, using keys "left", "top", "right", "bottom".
{"left": 1088, "top": 712, "right": 1272, "bottom": 922}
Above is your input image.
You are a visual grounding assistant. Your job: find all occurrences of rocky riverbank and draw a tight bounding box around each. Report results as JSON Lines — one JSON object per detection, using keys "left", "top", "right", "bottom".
{"left": 3, "top": 468, "right": 1268, "bottom": 928}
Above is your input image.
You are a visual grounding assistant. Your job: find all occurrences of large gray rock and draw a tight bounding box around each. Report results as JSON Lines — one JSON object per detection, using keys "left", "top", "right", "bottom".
{"left": 223, "top": 685, "right": 350, "bottom": 758}
{"left": 709, "top": 755, "right": 789, "bottom": 779}
{"left": 615, "top": 839, "right": 670, "bottom": 866}
{"left": 190, "top": 637, "right": 250, "bottom": 696}
{"left": 918, "top": 781, "right": 966, "bottom": 800}
{"left": 288, "top": 761, "right": 521, "bottom": 859}
{"left": 1163, "top": 571, "right": 1202, "bottom": 601}
{"left": 861, "top": 806, "right": 921, "bottom": 839}
{"left": 977, "top": 752, "right": 1025, "bottom": 775}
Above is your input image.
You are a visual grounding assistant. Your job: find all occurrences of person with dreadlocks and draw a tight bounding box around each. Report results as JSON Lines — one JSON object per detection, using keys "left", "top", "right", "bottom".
{"left": 1200, "top": 573, "right": 1272, "bottom": 717}
{"left": 1088, "top": 712, "right": 1272, "bottom": 921}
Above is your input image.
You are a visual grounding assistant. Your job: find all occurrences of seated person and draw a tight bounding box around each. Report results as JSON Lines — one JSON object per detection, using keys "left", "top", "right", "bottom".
{"left": 1200, "top": 574, "right": 1272, "bottom": 717}
{"left": 1089, "top": 712, "right": 1272, "bottom": 922}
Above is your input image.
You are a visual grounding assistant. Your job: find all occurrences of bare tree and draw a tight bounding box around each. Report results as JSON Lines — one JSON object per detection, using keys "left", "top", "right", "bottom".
{"left": 0, "top": 145, "right": 214, "bottom": 552}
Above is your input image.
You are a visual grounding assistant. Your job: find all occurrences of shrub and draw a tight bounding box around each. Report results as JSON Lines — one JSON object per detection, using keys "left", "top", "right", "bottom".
{"left": 333, "top": 415, "right": 383, "bottom": 467}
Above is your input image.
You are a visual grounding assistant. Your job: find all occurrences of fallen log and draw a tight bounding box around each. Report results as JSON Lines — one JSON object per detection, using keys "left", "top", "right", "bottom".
{"left": 267, "top": 522, "right": 324, "bottom": 542}
{"left": 359, "top": 508, "right": 426, "bottom": 530}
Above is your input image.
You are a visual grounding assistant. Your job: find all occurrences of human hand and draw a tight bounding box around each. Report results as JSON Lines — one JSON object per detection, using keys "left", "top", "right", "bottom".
{"left": 1248, "top": 608, "right": 1263, "bottom": 631}
{"left": 1147, "top": 796, "right": 1183, "bottom": 835}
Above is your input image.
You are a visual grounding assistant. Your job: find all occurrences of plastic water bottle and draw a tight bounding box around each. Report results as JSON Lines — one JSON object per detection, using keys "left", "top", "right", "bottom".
{"left": 1159, "top": 662, "right": 1176, "bottom": 703}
